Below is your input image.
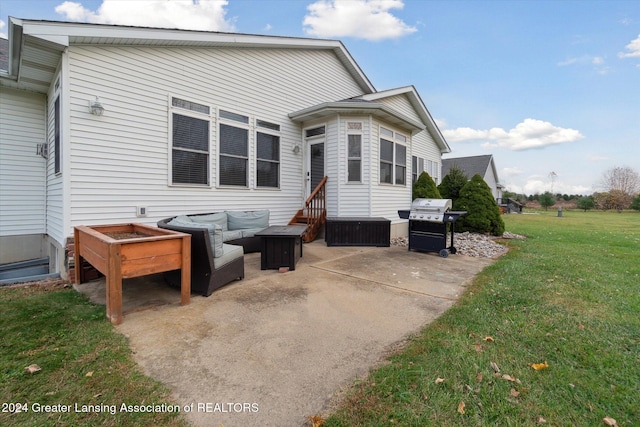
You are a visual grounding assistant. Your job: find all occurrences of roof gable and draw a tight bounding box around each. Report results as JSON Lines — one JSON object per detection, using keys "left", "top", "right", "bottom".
{"left": 2, "top": 18, "right": 376, "bottom": 94}
{"left": 358, "top": 86, "right": 450, "bottom": 154}
{"left": 442, "top": 155, "right": 499, "bottom": 183}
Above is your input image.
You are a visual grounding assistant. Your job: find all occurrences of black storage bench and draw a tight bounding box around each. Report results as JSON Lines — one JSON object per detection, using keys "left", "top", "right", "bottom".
{"left": 325, "top": 217, "right": 390, "bottom": 247}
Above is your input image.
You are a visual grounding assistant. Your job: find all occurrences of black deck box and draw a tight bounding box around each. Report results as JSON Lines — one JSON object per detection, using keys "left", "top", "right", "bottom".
{"left": 325, "top": 217, "right": 391, "bottom": 247}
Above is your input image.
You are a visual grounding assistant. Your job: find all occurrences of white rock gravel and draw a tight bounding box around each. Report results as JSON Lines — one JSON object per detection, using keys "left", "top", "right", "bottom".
{"left": 391, "top": 231, "right": 526, "bottom": 259}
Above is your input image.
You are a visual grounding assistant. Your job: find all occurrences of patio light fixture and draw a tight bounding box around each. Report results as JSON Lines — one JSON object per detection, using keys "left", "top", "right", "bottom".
{"left": 89, "top": 96, "right": 105, "bottom": 116}
{"left": 292, "top": 144, "right": 301, "bottom": 154}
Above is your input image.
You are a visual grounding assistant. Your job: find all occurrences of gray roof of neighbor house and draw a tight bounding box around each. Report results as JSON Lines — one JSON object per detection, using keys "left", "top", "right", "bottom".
{"left": 442, "top": 154, "right": 495, "bottom": 179}
{"left": 0, "top": 38, "right": 8, "bottom": 72}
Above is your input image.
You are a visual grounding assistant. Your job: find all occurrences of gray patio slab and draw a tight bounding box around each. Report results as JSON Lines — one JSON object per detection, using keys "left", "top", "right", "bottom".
{"left": 74, "top": 241, "right": 494, "bottom": 426}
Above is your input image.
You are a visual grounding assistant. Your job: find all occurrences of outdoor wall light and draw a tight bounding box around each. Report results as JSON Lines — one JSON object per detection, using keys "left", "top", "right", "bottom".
{"left": 292, "top": 144, "right": 301, "bottom": 154}
{"left": 89, "top": 96, "right": 105, "bottom": 116}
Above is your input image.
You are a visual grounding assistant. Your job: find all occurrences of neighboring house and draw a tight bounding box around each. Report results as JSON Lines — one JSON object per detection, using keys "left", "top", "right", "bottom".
{"left": 0, "top": 18, "right": 450, "bottom": 278}
{"left": 441, "top": 154, "right": 503, "bottom": 199}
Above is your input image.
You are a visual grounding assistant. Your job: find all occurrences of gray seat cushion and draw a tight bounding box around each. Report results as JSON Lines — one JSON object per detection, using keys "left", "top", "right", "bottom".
{"left": 226, "top": 210, "right": 269, "bottom": 231}
{"left": 168, "top": 217, "right": 223, "bottom": 257}
{"left": 213, "top": 244, "right": 244, "bottom": 269}
{"left": 190, "top": 212, "right": 228, "bottom": 231}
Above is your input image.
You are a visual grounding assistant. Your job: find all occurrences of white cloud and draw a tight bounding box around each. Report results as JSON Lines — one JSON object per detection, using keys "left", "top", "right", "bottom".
{"left": 586, "top": 153, "right": 608, "bottom": 162}
{"left": 55, "top": 0, "right": 236, "bottom": 32}
{"left": 618, "top": 34, "right": 640, "bottom": 58}
{"left": 0, "top": 19, "right": 6, "bottom": 39}
{"left": 303, "top": 0, "right": 417, "bottom": 41}
{"left": 501, "top": 167, "right": 523, "bottom": 177}
{"left": 506, "top": 179, "right": 591, "bottom": 196}
{"left": 557, "top": 54, "right": 610, "bottom": 74}
{"left": 442, "top": 118, "right": 585, "bottom": 151}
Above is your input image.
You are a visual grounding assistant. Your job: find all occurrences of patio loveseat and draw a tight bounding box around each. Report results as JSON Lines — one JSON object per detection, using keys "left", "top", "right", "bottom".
{"left": 157, "top": 210, "right": 269, "bottom": 296}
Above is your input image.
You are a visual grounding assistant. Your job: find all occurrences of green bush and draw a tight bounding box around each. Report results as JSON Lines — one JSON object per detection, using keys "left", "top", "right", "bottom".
{"left": 412, "top": 171, "right": 441, "bottom": 200}
{"left": 577, "top": 196, "right": 595, "bottom": 212}
{"left": 438, "top": 165, "right": 468, "bottom": 201}
{"left": 454, "top": 174, "right": 505, "bottom": 235}
{"left": 631, "top": 194, "right": 640, "bottom": 211}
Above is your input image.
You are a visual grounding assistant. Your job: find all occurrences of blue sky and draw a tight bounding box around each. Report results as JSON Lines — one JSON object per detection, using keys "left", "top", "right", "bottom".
{"left": 2, "top": 0, "right": 639, "bottom": 195}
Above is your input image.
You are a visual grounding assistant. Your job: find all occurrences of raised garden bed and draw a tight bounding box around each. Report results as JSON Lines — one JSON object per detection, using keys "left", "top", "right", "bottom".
{"left": 74, "top": 223, "right": 191, "bottom": 325}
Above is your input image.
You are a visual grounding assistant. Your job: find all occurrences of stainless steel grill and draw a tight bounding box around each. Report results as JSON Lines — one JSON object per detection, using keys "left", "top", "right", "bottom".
{"left": 398, "top": 198, "right": 467, "bottom": 257}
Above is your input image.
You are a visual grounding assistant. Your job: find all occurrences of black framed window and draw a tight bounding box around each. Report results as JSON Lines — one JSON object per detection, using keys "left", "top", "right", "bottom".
{"left": 219, "top": 123, "right": 248, "bottom": 186}
{"left": 172, "top": 113, "right": 209, "bottom": 185}
{"left": 256, "top": 131, "right": 279, "bottom": 188}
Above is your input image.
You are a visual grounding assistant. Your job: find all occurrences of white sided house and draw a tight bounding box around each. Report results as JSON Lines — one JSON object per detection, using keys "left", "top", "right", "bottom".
{"left": 0, "top": 19, "right": 450, "bottom": 279}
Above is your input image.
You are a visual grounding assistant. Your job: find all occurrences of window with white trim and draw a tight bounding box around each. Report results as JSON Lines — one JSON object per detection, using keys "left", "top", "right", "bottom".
{"left": 347, "top": 122, "right": 362, "bottom": 182}
{"left": 412, "top": 156, "right": 425, "bottom": 183}
{"left": 256, "top": 120, "right": 280, "bottom": 188}
{"left": 379, "top": 126, "right": 407, "bottom": 185}
{"left": 219, "top": 110, "right": 249, "bottom": 187}
{"left": 171, "top": 97, "right": 210, "bottom": 185}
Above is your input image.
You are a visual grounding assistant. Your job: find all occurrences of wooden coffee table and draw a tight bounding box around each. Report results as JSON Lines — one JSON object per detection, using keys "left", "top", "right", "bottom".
{"left": 255, "top": 225, "right": 307, "bottom": 271}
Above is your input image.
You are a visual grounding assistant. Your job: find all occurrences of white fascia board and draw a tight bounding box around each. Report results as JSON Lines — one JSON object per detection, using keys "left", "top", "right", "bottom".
{"left": 289, "top": 101, "right": 425, "bottom": 132}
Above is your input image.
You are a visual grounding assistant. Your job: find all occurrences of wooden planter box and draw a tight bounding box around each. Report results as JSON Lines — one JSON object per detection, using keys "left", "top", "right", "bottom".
{"left": 74, "top": 223, "right": 191, "bottom": 325}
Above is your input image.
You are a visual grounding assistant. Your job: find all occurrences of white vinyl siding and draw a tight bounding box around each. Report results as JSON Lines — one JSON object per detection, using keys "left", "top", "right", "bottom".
{"left": 0, "top": 88, "right": 47, "bottom": 236}
{"left": 64, "top": 45, "right": 364, "bottom": 231}
{"left": 45, "top": 70, "right": 65, "bottom": 245}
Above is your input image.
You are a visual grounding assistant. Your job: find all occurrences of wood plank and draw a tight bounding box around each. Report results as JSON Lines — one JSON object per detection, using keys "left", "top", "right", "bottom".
{"left": 120, "top": 239, "right": 182, "bottom": 261}
{"left": 120, "top": 253, "right": 183, "bottom": 277}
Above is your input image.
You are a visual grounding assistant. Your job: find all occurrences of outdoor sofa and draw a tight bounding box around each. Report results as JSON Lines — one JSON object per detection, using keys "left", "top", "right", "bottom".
{"left": 157, "top": 210, "right": 269, "bottom": 296}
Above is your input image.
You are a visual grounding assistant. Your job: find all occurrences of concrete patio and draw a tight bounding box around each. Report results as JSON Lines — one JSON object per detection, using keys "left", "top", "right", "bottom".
{"left": 74, "top": 240, "right": 494, "bottom": 426}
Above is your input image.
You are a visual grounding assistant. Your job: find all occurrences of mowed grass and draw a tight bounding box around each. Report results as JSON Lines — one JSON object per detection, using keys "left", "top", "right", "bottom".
{"left": 326, "top": 210, "right": 639, "bottom": 426}
{"left": 0, "top": 282, "right": 187, "bottom": 427}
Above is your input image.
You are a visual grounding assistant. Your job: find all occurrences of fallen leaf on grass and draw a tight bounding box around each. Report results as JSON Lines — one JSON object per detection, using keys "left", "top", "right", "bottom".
{"left": 307, "top": 414, "right": 325, "bottom": 427}
{"left": 603, "top": 416, "right": 619, "bottom": 426}
{"left": 24, "top": 364, "right": 41, "bottom": 374}
{"left": 537, "top": 415, "right": 546, "bottom": 424}
{"left": 476, "top": 373, "right": 483, "bottom": 383}
{"left": 474, "top": 343, "right": 484, "bottom": 352}
{"left": 483, "top": 336, "right": 494, "bottom": 342}
{"left": 510, "top": 388, "right": 520, "bottom": 397}
{"left": 457, "top": 401, "right": 465, "bottom": 414}
{"left": 530, "top": 361, "right": 549, "bottom": 370}
{"left": 85, "top": 371, "right": 94, "bottom": 377}
{"left": 490, "top": 361, "right": 500, "bottom": 373}
{"left": 435, "top": 377, "right": 445, "bottom": 384}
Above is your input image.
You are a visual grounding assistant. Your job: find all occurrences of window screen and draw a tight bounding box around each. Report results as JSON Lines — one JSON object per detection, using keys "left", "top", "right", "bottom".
{"left": 219, "top": 123, "right": 248, "bottom": 186}
{"left": 172, "top": 113, "right": 209, "bottom": 185}
{"left": 256, "top": 132, "right": 279, "bottom": 188}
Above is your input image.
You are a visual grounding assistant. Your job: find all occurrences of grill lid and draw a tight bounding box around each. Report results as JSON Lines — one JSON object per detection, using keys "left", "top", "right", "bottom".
{"left": 409, "top": 198, "right": 452, "bottom": 222}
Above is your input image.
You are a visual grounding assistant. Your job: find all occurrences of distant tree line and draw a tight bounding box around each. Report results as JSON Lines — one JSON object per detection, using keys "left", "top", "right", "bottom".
{"left": 413, "top": 165, "right": 640, "bottom": 219}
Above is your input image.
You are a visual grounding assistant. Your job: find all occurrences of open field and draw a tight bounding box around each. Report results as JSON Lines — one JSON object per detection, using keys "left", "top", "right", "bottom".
{"left": 326, "top": 210, "right": 639, "bottom": 426}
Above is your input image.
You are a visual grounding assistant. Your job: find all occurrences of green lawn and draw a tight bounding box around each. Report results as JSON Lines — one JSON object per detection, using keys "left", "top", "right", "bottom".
{"left": 326, "top": 210, "right": 639, "bottom": 426}
{"left": 1, "top": 211, "right": 638, "bottom": 426}
{"left": 0, "top": 283, "right": 187, "bottom": 427}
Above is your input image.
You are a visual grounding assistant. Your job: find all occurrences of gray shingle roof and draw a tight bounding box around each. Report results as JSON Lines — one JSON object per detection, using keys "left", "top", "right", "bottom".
{"left": 0, "top": 38, "right": 8, "bottom": 72}
{"left": 442, "top": 155, "right": 493, "bottom": 179}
